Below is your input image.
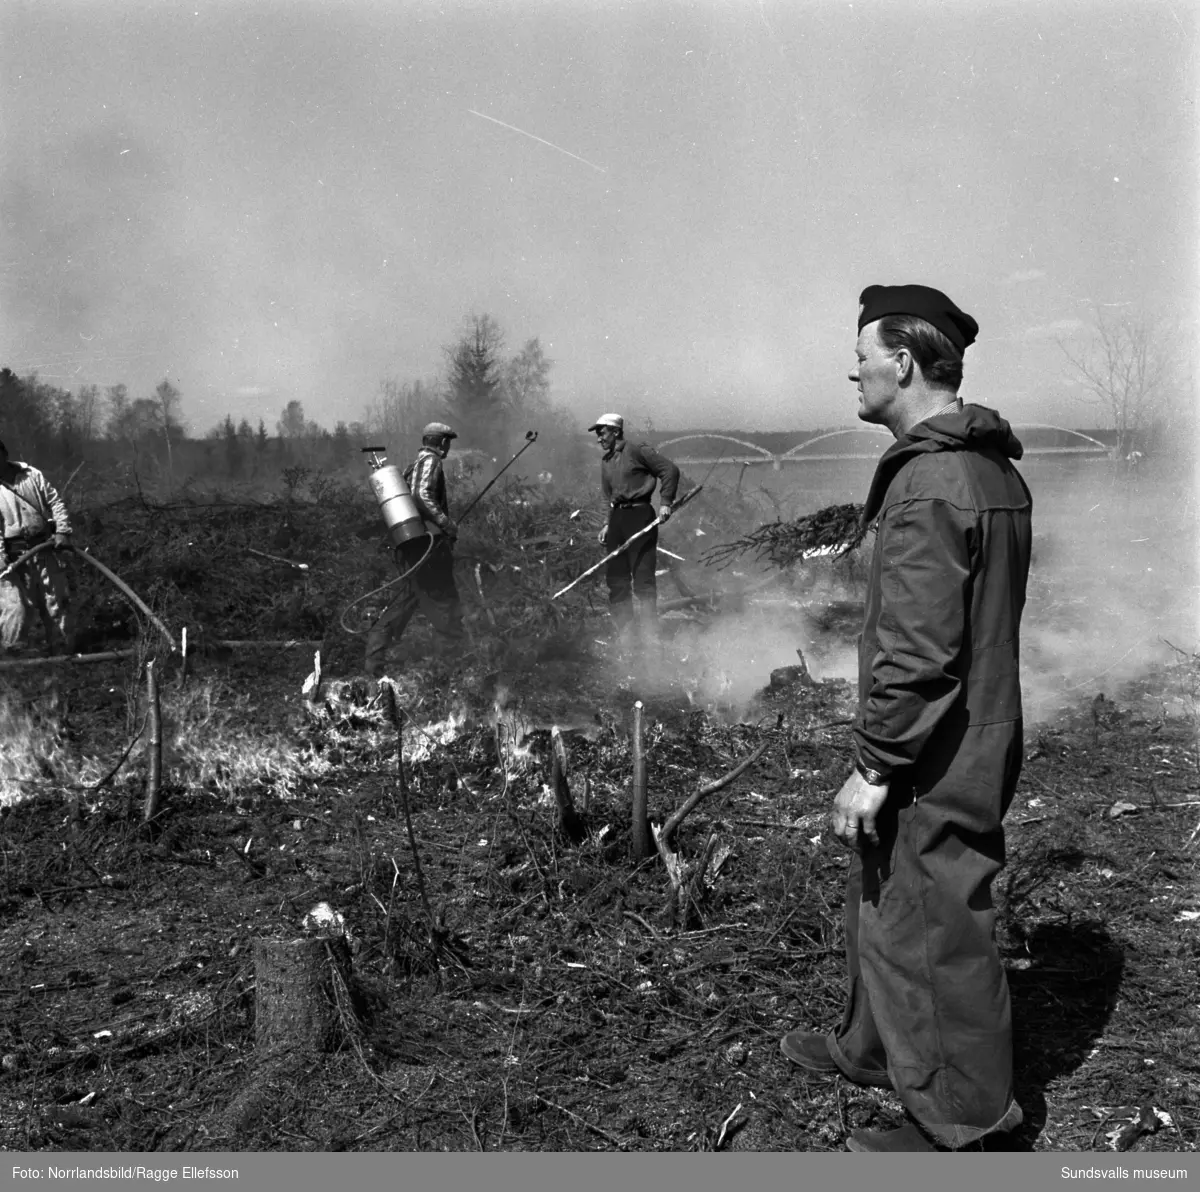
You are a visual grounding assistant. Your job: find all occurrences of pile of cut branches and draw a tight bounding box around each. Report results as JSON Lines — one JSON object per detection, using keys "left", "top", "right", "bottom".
{"left": 701, "top": 502, "right": 867, "bottom": 571}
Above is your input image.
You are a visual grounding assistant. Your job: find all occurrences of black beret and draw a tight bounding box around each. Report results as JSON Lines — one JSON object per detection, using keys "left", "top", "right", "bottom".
{"left": 858, "top": 284, "right": 979, "bottom": 354}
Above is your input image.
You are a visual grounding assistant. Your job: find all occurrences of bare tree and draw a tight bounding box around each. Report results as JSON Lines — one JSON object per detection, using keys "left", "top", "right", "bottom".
{"left": 361, "top": 377, "right": 442, "bottom": 455}
{"left": 155, "top": 379, "right": 184, "bottom": 486}
{"left": 502, "top": 337, "right": 552, "bottom": 423}
{"left": 104, "top": 383, "right": 130, "bottom": 441}
{"left": 1059, "top": 311, "right": 1176, "bottom": 458}
{"left": 71, "top": 384, "right": 101, "bottom": 443}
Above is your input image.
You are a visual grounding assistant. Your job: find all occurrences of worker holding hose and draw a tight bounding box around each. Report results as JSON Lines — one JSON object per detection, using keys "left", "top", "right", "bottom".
{"left": 364, "top": 423, "right": 465, "bottom": 677}
{"left": 0, "top": 439, "right": 76, "bottom": 657}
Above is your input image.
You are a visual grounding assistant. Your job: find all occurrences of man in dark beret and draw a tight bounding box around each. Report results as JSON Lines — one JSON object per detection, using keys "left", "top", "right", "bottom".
{"left": 779, "top": 285, "right": 1033, "bottom": 1152}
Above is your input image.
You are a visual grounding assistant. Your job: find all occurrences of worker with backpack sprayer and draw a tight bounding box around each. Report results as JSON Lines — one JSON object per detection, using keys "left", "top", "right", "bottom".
{"left": 363, "top": 422, "right": 466, "bottom": 678}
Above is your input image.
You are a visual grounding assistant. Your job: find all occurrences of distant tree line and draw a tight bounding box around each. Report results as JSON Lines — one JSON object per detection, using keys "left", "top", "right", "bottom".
{"left": 0, "top": 313, "right": 590, "bottom": 488}
{"left": 7, "top": 309, "right": 1184, "bottom": 487}
{"left": 0, "top": 369, "right": 187, "bottom": 465}
{"left": 205, "top": 314, "right": 586, "bottom": 479}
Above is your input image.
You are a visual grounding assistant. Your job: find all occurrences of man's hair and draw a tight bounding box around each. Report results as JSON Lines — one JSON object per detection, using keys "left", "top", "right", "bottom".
{"left": 422, "top": 434, "right": 448, "bottom": 448}
{"left": 0, "top": 440, "right": 6, "bottom": 456}
{"left": 876, "top": 314, "right": 964, "bottom": 391}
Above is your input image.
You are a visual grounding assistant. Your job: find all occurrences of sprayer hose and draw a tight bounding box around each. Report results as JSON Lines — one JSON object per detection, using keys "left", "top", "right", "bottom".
{"left": 2, "top": 541, "right": 177, "bottom": 654}
{"left": 338, "top": 533, "right": 436, "bottom": 636}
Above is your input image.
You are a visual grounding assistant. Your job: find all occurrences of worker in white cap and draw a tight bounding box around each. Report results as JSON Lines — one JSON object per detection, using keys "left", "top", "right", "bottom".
{"left": 365, "top": 422, "right": 465, "bottom": 675}
{"left": 588, "top": 413, "right": 680, "bottom": 653}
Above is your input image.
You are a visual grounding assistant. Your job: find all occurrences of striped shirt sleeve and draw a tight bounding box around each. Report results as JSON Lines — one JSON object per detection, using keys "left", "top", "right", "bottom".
{"left": 411, "top": 451, "right": 450, "bottom": 531}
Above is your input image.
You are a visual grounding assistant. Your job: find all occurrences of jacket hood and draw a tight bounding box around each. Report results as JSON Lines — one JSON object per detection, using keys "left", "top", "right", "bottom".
{"left": 862, "top": 403, "right": 1024, "bottom": 523}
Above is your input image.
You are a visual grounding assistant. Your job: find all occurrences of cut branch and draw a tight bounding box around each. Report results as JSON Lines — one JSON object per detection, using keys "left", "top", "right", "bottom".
{"left": 659, "top": 741, "right": 770, "bottom": 845}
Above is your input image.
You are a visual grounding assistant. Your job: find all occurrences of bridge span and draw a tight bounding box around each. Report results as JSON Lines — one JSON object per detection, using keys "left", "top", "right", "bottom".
{"left": 656, "top": 425, "right": 1111, "bottom": 468}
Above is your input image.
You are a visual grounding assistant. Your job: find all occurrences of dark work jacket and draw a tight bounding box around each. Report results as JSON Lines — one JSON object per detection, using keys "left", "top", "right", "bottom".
{"left": 600, "top": 440, "right": 680, "bottom": 507}
{"left": 853, "top": 404, "right": 1033, "bottom": 793}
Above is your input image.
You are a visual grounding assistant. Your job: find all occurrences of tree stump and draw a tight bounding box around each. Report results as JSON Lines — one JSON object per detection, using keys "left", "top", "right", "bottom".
{"left": 254, "top": 936, "right": 351, "bottom": 1058}
{"left": 222, "top": 935, "right": 355, "bottom": 1139}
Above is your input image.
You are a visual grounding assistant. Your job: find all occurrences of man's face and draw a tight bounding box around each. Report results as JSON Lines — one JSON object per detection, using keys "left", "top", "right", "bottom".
{"left": 849, "top": 322, "right": 900, "bottom": 426}
{"left": 439, "top": 436, "right": 453, "bottom": 458}
{"left": 595, "top": 427, "right": 619, "bottom": 452}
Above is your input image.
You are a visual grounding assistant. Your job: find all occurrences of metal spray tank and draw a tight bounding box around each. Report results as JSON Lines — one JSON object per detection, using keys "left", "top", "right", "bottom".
{"left": 362, "top": 447, "right": 428, "bottom": 547}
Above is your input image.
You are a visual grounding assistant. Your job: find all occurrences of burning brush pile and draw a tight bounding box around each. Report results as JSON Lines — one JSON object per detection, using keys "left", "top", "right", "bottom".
{"left": 701, "top": 502, "right": 868, "bottom": 571}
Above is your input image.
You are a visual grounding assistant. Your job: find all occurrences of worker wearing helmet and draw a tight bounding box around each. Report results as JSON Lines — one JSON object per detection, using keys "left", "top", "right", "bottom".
{"left": 589, "top": 413, "right": 680, "bottom": 654}
{"left": 364, "top": 422, "right": 465, "bottom": 676}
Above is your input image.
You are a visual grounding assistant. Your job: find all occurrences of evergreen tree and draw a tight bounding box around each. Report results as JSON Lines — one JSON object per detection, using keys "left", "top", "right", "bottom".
{"left": 445, "top": 314, "right": 505, "bottom": 448}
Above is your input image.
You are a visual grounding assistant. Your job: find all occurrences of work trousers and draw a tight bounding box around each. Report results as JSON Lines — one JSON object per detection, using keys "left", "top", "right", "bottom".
{"left": 604, "top": 503, "right": 658, "bottom": 641}
{"left": 364, "top": 536, "right": 464, "bottom": 676}
{"left": 826, "top": 729, "right": 1025, "bottom": 1148}
{"left": 0, "top": 538, "right": 75, "bottom": 654}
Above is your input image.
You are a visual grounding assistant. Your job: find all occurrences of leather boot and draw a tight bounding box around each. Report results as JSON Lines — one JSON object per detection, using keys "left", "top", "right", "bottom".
{"left": 846, "top": 1122, "right": 941, "bottom": 1152}
{"left": 780, "top": 1029, "right": 893, "bottom": 1089}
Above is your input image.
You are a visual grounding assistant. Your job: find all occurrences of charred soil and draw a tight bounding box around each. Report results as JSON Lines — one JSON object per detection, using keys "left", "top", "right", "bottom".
{"left": 0, "top": 481, "right": 1197, "bottom": 1154}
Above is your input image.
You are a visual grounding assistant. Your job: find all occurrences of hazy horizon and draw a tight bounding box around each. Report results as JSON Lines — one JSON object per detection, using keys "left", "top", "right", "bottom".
{"left": 4, "top": 1, "right": 1197, "bottom": 440}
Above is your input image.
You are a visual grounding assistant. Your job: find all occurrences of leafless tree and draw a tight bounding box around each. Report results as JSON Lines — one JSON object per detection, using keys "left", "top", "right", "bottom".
{"left": 104, "top": 383, "right": 130, "bottom": 441}
{"left": 1058, "top": 311, "right": 1177, "bottom": 458}
{"left": 502, "top": 337, "right": 552, "bottom": 422}
{"left": 154, "top": 379, "right": 185, "bottom": 487}
{"left": 361, "top": 377, "right": 443, "bottom": 456}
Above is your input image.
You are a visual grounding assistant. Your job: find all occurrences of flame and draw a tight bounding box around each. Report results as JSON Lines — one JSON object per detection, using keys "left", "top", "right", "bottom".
{"left": 503, "top": 736, "right": 536, "bottom": 764}
{"left": 405, "top": 707, "right": 468, "bottom": 762}
{"left": 0, "top": 693, "right": 103, "bottom": 806}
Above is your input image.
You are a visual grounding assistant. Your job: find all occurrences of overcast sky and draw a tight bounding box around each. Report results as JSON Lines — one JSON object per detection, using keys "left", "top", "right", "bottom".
{"left": 2, "top": 0, "right": 1196, "bottom": 435}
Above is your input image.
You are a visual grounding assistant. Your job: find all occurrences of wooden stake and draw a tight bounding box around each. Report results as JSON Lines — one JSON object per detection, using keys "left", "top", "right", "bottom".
{"left": 177, "top": 626, "right": 189, "bottom": 689}
{"left": 631, "top": 701, "right": 651, "bottom": 860}
{"left": 142, "top": 660, "right": 163, "bottom": 824}
{"left": 379, "top": 681, "right": 434, "bottom": 928}
{"left": 303, "top": 649, "right": 322, "bottom": 703}
{"left": 475, "top": 563, "right": 497, "bottom": 627}
{"left": 550, "top": 726, "right": 587, "bottom": 844}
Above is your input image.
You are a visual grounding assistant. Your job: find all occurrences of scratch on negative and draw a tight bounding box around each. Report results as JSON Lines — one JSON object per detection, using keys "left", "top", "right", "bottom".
{"left": 467, "top": 110, "right": 607, "bottom": 174}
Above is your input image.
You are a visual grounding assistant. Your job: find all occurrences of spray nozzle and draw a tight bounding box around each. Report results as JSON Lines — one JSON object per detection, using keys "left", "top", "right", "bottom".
{"left": 362, "top": 446, "right": 388, "bottom": 469}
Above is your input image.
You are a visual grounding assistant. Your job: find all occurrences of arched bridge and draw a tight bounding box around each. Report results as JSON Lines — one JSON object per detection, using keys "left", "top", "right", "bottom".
{"left": 656, "top": 425, "right": 1111, "bottom": 467}
{"left": 656, "top": 434, "right": 779, "bottom": 467}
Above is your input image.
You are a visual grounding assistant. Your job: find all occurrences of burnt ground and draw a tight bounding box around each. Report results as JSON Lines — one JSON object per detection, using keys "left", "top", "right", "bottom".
{"left": 0, "top": 481, "right": 1197, "bottom": 1154}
